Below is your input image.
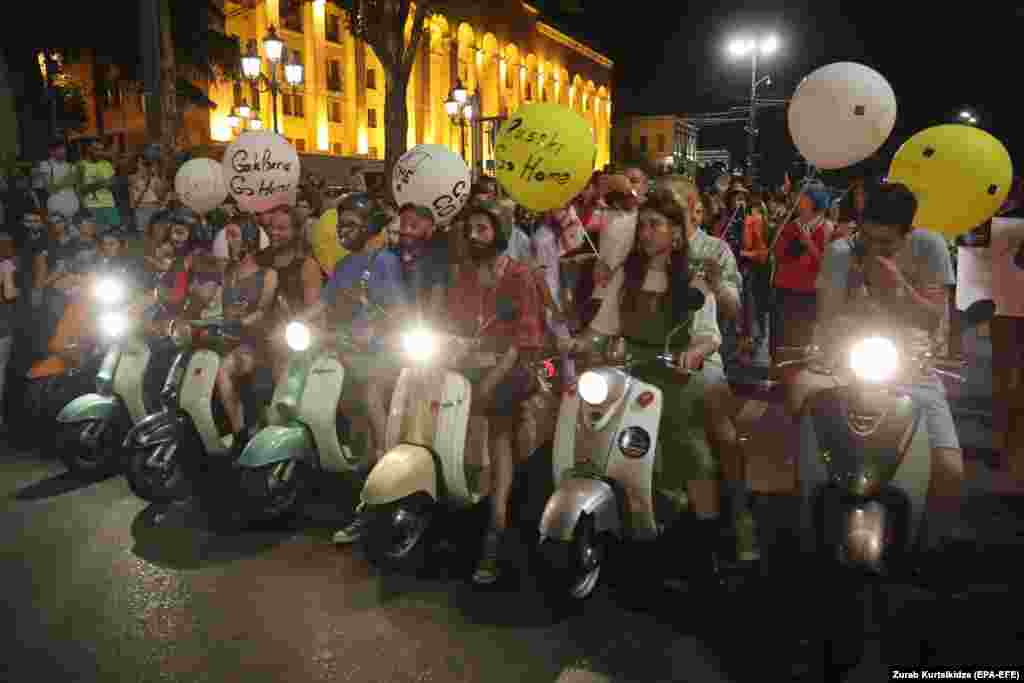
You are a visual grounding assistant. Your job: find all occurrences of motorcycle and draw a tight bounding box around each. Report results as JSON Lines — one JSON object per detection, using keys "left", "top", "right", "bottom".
{"left": 229, "top": 321, "right": 384, "bottom": 524}
{"left": 358, "top": 304, "right": 555, "bottom": 571}
{"left": 778, "top": 298, "right": 994, "bottom": 676}
{"left": 536, "top": 287, "right": 711, "bottom": 602}
{"left": 122, "top": 317, "right": 271, "bottom": 504}
{"left": 53, "top": 276, "right": 158, "bottom": 475}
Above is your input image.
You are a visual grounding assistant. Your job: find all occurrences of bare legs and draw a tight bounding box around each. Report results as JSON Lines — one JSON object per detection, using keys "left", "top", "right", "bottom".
{"left": 216, "top": 349, "right": 256, "bottom": 436}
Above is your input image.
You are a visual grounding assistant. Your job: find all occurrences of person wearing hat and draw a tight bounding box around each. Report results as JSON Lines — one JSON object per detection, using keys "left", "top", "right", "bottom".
{"left": 288, "top": 195, "right": 408, "bottom": 545}
{"left": 771, "top": 182, "right": 833, "bottom": 359}
{"left": 76, "top": 141, "right": 121, "bottom": 229}
{"left": 393, "top": 203, "right": 448, "bottom": 320}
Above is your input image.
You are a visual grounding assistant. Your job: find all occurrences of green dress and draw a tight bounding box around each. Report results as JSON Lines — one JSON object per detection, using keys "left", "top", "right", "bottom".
{"left": 619, "top": 289, "right": 717, "bottom": 511}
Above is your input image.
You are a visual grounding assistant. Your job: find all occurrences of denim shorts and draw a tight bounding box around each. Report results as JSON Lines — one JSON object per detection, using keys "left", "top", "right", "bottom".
{"left": 895, "top": 380, "right": 960, "bottom": 451}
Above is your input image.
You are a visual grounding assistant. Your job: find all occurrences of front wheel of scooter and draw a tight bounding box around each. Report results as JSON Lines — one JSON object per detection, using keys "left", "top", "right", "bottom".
{"left": 361, "top": 493, "right": 435, "bottom": 574}
{"left": 126, "top": 440, "right": 189, "bottom": 504}
{"left": 237, "top": 460, "right": 311, "bottom": 525}
{"left": 56, "top": 419, "right": 124, "bottom": 477}
{"left": 538, "top": 514, "right": 605, "bottom": 605}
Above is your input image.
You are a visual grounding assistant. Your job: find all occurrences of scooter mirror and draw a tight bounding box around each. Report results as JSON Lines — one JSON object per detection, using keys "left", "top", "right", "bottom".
{"left": 496, "top": 296, "right": 519, "bottom": 322}
{"left": 963, "top": 299, "right": 995, "bottom": 328}
{"left": 684, "top": 287, "right": 706, "bottom": 312}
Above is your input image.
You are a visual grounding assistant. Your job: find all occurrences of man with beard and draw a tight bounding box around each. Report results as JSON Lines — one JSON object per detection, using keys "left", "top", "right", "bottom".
{"left": 445, "top": 206, "right": 545, "bottom": 585}
{"left": 393, "top": 203, "right": 448, "bottom": 320}
{"left": 216, "top": 220, "right": 279, "bottom": 450}
{"left": 291, "top": 196, "right": 408, "bottom": 545}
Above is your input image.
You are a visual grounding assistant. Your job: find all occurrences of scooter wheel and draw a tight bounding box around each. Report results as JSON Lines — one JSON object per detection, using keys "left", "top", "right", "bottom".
{"left": 361, "top": 494, "right": 434, "bottom": 574}
{"left": 126, "top": 440, "right": 190, "bottom": 504}
{"left": 237, "top": 460, "right": 310, "bottom": 524}
{"left": 55, "top": 419, "right": 122, "bottom": 477}
{"left": 537, "top": 514, "right": 605, "bottom": 606}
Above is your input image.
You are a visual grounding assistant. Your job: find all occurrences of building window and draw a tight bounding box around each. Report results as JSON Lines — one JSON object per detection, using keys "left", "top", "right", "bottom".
{"left": 325, "top": 14, "right": 342, "bottom": 43}
{"left": 281, "top": 1, "right": 303, "bottom": 33}
{"left": 541, "top": 87, "right": 548, "bottom": 103}
{"left": 328, "top": 101, "right": 342, "bottom": 123}
{"left": 294, "top": 139, "right": 306, "bottom": 152}
{"left": 250, "top": 82, "right": 260, "bottom": 112}
{"left": 639, "top": 136, "right": 647, "bottom": 153}
{"left": 369, "top": 146, "right": 379, "bottom": 160}
{"left": 326, "top": 60, "right": 343, "bottom": 92}
{"left": 332, "top": 143, "right": 343, "bottom": 156}
{"left": 366, "top": 68, "right": 376, "bottom": 90}
{"left": 525, "top": 83, "right": 533, "bottom": 101}
{"left": 368, "top": 108, "right": 378, "bottom": 128}
{"left": 505, "top": 67, "right": 513, "bottom": 90}
{"left": 283, "top": 94, "right": 292, "bottom": 116}
{"left": 233, "top": 81, "right": 243, "bottom": 105}
{"left": 657, "top": 134, "right": 666, "bottom": 154}
{"left": 291, "top": 49, "right": 303, "bottom": 70}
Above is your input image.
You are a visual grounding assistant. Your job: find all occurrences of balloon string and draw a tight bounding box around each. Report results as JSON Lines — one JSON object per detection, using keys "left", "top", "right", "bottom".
{"left": 768, "top": 168, "right": 821, "bottom": 252}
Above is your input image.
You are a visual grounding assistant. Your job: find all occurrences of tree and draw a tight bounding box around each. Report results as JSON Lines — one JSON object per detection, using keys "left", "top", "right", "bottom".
{"left": 338, "top": 0, "right": 433, "bottom": 179}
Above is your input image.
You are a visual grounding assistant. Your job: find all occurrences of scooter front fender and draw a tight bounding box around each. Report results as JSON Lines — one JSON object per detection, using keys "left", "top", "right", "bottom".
{"left": 361, "top": 444, "right": 438, "bottom": 507}
{"left": 123, "top": 410, "right": 180, "bottom": 449}
{"left": 236, "top": 426, "right": 315, "bottom": 469}
{"left": 539, "top": 476, "right": 621, "bottom": 543}
{"left": 56, "top": 393, "right": 119, "bottom": 425}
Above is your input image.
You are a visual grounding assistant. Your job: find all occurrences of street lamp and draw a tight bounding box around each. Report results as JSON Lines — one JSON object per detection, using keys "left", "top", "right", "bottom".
{"left": 241, "top": 26, "right": 304, "bottom": 134}
{"left": 445, "top": 80, "right": 477, "bottom": 163}
{"left": 727, "top": 33, "right": 780, "bottom": 183}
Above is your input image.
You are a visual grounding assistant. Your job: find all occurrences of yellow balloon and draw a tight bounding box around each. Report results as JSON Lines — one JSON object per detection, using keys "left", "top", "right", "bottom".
{"left": 888, "top": 125, "right": 1013, "bottom": 238}
{"left": 311, "top": 208, "right": 349, "bottom": 275}
{"left": 495, "top": 103, "right": 596, "bottom": 212}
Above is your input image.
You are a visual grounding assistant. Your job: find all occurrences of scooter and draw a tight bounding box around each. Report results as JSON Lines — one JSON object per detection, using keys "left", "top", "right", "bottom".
{"left": 536, "top": 288, "right": 710, "bottom": 602}
{"left": 229, "top": 321, "right": 384, "bottom": 524}
{"left": 358, "top": 305, "right": 555, "bottom": 571}
{"left": 122, "top": 316, "right": 268, "bottom": 504}
{"left": 53, "top": 276, "right": 159, "bottom": 475}
{"left": 779, "top": 299, "right": 994, "bottom": 677}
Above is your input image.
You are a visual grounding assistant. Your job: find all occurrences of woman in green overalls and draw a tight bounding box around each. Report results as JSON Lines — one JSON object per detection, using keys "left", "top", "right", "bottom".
{"left": 572, "top": 188, "right": 755, "bottom": 583}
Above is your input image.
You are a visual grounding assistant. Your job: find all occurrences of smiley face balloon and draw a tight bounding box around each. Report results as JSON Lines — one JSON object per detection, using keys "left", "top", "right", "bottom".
{"left": 888, "top": 125, "right": 1013, "bottom": 238}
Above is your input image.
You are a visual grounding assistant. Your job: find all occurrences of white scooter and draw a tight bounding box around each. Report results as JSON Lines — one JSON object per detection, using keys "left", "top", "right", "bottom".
{"left": 123, "top": 317, "right": 268, "bottom": 503}
{"left": 537, "top": 288, "right": 710, "bottom": 602}
{"left": 54, "top": 276, "right": 158, "bottom": 475}
{"left": 229, "top": 321, "right": 382, "bottom": 523}
{"left": 358, "top": 305, "right": 553, "bottom": 571}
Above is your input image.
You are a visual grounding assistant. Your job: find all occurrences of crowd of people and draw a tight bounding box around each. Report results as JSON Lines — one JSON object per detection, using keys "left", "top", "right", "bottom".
{"left": 0, "top": 135, "right": 969, "bottom": 593}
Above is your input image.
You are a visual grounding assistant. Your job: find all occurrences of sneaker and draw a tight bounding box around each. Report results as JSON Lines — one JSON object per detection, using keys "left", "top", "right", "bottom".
{"left": 472, "top": 529, "right": 503, "bottom": 585}
{"left": 333, "top": 511, "right": 373, "bottom": 544}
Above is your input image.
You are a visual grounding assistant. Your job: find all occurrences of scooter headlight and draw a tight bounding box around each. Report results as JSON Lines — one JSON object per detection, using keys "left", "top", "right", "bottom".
{"left": 93, "top": 277, "right": 125, "bottom": 306}
{"left": 100, "top": 311, "right": 130, "bottom": 339}
{"left": 285, "top": 321, "right": 312, "bottom": 352}
{"left": 401, "top": 328, "right": 438, "bottom": 363}
{"left": 849, "top": 336, "right": 900, "bottom": 383}
{"left": 578, "top": 370, "right": 610, "bottom": 406}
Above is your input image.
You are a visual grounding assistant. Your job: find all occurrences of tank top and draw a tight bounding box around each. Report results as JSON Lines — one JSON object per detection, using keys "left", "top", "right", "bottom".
{"left": 223, "top": 266, "right": 267, "bottom": 345}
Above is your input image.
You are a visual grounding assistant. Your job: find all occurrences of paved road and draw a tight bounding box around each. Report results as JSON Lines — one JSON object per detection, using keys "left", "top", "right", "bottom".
{"left": 2, "top": 437, "right": 1021, "bottom": 683}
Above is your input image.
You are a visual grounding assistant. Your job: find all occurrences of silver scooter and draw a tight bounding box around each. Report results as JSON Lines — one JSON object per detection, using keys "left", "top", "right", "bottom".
{"left": 537, "top": 288, "right": 710, "bottom": 601}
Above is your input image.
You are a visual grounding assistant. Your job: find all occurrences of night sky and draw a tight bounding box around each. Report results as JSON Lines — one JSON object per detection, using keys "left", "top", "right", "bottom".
{"left": 548, "top": 1, "right": 1022, "bottom": 187}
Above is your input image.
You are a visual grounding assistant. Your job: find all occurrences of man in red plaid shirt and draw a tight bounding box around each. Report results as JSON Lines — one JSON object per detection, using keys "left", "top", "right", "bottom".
{"left": 445, "top": 204, "right": 544, "bottom": 585}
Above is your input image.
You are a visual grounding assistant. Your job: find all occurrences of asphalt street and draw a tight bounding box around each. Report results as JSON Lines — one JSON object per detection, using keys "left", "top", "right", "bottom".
{"left": 1, "top": 427, "right": 1021, "bottom": 683}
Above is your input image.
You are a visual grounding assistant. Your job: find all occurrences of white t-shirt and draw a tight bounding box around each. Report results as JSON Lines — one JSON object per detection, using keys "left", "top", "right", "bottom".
{"left": 212, "top": 225, "right": 270, "bottom": 259}
{"left": 33, "top": 159, "right": 73, "bottom": 190}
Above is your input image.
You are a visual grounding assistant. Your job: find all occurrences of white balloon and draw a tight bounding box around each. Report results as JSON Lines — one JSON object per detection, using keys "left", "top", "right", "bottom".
{"left": 47, "top": 189, "right": 79, "bottom": 219}
{"left": 223, "top": 131, "right": 300, "bottom": 213}
{"left": 174, "top": 158, "right": 228, "bottom": 216}
{"left": 788, "top": 62, "right": 897, "bottom": 170}
{"left": 392, "top": 144, "right": 471, "bottom": 225}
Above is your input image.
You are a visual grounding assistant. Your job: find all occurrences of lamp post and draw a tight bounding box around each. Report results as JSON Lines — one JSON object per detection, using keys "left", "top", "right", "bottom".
{"left": 445, "top": 79, "right": 478, "bottom": 167}
{"left": 241, "top": 26, "right": 303, "bottom": 134}
{"left": 958, "top": 109, "right": 979, "bottom": 126}
{"left": 727, "top": 34, "right": 779, "bottom": 184}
